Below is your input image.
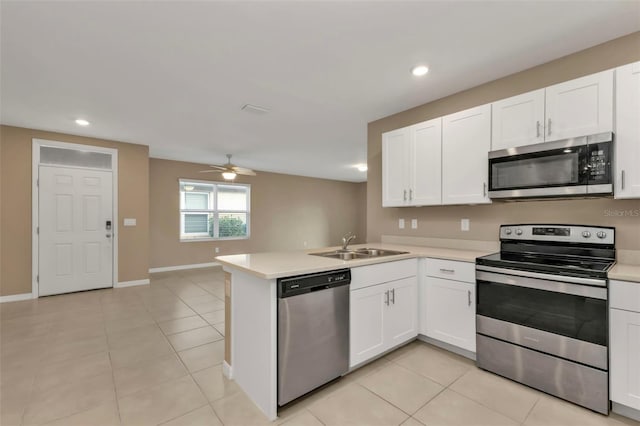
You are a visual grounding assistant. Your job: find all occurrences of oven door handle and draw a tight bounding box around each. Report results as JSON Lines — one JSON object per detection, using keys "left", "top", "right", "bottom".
{"left": 476, "top": 265, "right": 607, "bottom": 287}
{"left": 476, "top": 270, "right": 607, "bottom": 300}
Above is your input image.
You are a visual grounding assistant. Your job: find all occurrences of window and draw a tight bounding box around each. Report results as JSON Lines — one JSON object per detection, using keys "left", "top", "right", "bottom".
{"left": 179, "top": 179, "right": 250, "bottom": 241}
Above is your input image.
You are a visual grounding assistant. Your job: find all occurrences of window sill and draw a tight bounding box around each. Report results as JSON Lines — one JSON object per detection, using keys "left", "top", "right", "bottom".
{"left": 180, "top": 236, "right": 250, "bottom": 243}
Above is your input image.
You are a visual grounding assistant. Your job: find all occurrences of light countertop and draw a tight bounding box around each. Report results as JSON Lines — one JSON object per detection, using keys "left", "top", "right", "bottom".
{"left": 609, "top": 263, "right": 640, "bottom": 283}
{"left": 215, "top": 243, "right": 494, "bottom": 280}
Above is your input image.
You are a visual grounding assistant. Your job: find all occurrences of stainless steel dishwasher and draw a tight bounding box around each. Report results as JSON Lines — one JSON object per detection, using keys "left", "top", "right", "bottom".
{"left": 277, "top": 269, "right": 350, "bottom": 406}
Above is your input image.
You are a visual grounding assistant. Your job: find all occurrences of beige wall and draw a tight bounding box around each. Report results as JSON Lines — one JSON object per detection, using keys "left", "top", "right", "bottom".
{"left": 149, "top": 158, "right": 366, "bottom": 269}
{"left": 367, "top": 32, "right": 640, "bottom": 250}
{"left": 0, "top": 125, "right": 149, "bottom": 296}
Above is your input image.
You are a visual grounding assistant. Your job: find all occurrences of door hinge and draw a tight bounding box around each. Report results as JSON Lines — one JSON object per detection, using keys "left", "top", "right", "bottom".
{"left": 36, "top": 275, "right": 39, "bottom": 283}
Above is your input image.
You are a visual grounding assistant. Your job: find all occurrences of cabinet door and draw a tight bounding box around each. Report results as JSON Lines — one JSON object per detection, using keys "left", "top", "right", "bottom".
{"left": 442, "top": 104, "right": 492, "bottom": 205}
{"left": 544, "top": 70, "right": 613, "bottom": 141}
{"left": 410, "top": 118, "right": 442, "bottom": 205}
{"left": 385, "top": 277, "right": 418, "bottom": 348}
{"left": 382, "top": 128, "right": 410, "bottom": 207}
{"left": 491, "top": 89, "right": 545, "bottom": 150}
{"left": 350, "top": 283, "right": 387, "bottom": 367}
{"left": 425, "top": 277, "right": 476, "bottom": 352}
{"left": 615, "top": 62, "right": 640, "bottom": 199}
{"left": 610, "top": 308, "right": 640, "bottom": 410}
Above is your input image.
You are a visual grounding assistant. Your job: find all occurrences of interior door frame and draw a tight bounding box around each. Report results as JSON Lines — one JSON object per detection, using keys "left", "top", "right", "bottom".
{"left": 32, "top": 139, "right": 119, "bottom": 298}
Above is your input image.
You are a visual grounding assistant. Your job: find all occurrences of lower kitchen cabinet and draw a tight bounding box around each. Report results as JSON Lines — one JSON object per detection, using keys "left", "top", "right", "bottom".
{"left": 610, "top": 279, "right": 640, "bottom": 412}
{"left": 421, "top": 258, "right": 476, "bottom": 353}
{"left": 350, "top": 276, "right": 417, "bottom": 367}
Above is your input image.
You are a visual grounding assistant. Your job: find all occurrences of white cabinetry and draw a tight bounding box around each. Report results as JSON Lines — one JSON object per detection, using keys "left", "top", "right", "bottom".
{"left": 491, "top": 89, "right": 545, "bottom": 150}
{"left": 382, "top": 118, "right": 442, "bottom": 207}
{"left": 610, "top": 279, "right": 640, "bottom": 412}
{"left": 545, "top": 70, "right": 613, "bottom": 141}
{"left": 442, "top": 104, "right": 492, "bottom": 205}
{"left": 421, "top": 258, "right": 476, "bottom": 352}
{"left": 615, "top": 61, "right": 640, "bottom": 199}
{"left": 491, "top": 70, "right": 614, "bottom": 151}
{"left": 350, "top": 260, "right": 418, "bottom": 367}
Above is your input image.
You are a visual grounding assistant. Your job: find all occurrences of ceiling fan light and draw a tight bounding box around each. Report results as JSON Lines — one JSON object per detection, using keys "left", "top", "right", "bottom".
{"left": 222, "top": 171, "right": 237, "bottom": 180}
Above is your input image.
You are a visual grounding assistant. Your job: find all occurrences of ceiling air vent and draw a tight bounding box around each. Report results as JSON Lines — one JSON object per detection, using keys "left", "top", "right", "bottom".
{"left": 241, "top": 104, "right": 270, "bottom": 114}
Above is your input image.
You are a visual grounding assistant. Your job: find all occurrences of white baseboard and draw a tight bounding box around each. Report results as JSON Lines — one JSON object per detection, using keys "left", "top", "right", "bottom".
{"left": 149, "top": 262, "right": 221, "bottom": 273}
{"left": 115, "top": 279, "right": 150, "bottom": 288}
{"left": 0, "top": 293, "right": 35, "bottom": 303}
{"left": 223, "top": 361, "right": 233, "bottom": 379}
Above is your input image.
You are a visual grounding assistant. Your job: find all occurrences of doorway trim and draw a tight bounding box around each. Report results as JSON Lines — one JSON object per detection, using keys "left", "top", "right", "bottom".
{"left": 32, "top": 139, "right": 119, "bottom": 298}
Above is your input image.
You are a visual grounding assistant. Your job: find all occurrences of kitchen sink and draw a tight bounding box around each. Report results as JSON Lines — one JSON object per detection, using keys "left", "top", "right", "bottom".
{"left": 310, "top": 248, "right": 408, "bottom": 260}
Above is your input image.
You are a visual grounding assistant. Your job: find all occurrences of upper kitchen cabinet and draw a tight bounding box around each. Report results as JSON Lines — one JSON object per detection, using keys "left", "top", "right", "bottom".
{"left": 491, "top": 89, "right": 545, "bottom": 150}
{"left": 382, "top": 118, "right": 442, "bottom": 207}
{"left": 615, "top": 61, "right": 640, "bottom": 199}
{"left": 544, "top": 70, "right": 613, "bottom": 141}
{"left": 491, "top": 70, "right": 614, "bottom": 151}
{"left": 382, "top": 127, "right": 410, "bottom": 207}
{"left": 442, "top": 104, "right": 492, "bottom": 205}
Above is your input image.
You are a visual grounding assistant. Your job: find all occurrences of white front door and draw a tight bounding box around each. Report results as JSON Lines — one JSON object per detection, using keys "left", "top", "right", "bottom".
{"left": 39, "top": 165, "right": 113, "bottom": 296}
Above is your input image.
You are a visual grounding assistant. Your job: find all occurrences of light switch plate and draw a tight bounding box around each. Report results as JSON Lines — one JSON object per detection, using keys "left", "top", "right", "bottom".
{"left": 399, "top": 218, "right": 405, "bottom": 229}
{"left": 411, "top": 219, "right": 418, "bottom": 229}
{"left": 461, "top": 218, "right": 470, "bottom": 231}
{"left": 123, "top": 218, "right": 136, "bottom": 227}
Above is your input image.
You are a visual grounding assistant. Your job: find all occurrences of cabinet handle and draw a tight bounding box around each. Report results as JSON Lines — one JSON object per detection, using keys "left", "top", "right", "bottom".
{"left": 468, "top": 290, "right": 471, "bottom": 307}
{"left": 391, "top": 288, "right": 395, "bottom": 305}
{"left": 403, "top": 190, "right": 407, "bottom": 202}
{"left": 621, "top": 170, "right": 625, "bottom": 190}
{"left": 536, "top": 121, "right": 541, "bottom": 138}
{"left": 547, "top": 118, "right": 552, "bottom": 136}
{"left": 409, "top": 189, "right": 413, "bottom": 201}
{"left": 439, "top": 268, "right": 455, "bottom": 274}
{"left": 385, "top": 290, "right": 389, "bottom": 306}
{"left": 483, "top": 182, "right": 487, "bottom": 197}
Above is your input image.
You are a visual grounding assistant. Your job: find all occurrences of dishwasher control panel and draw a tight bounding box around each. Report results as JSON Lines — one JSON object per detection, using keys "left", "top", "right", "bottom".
{"left": 278, "top": 269, "right": 351, "bottom": 298}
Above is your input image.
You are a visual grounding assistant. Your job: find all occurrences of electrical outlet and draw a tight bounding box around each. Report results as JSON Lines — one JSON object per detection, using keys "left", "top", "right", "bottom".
{"left": 215, "top": 247, "right": 220, "bottom": 253}
{"left": 461, "top": 218, "right": 470, "bottom": 231}
{"left": 399, "top": 218, "right": 405, "bottom": 229}
{"left": 411, "top": 219, "right": 418, "bottom": 229}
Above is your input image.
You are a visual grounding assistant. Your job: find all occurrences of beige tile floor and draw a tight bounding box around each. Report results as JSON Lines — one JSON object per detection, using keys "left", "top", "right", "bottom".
{"left": 1, "top": 267, "right": 638, "bottom": 426}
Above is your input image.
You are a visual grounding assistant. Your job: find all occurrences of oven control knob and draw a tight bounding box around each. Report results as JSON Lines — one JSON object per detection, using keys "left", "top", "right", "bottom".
{"left": 582, "top": 231, "right": 592, "bottom": 238}
{"left": 597, "top": 231, "right": 607, "bottom": 239}
{"left": 515, "top": 229, "right": 523, "bottom": 236}
{"left": 505, "top": 229, "right": 512, "bottom": 235}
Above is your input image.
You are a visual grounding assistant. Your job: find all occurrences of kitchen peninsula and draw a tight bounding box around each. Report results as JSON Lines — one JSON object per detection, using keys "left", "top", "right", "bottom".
{"left": 216, "top": 242, "right": 492, "bottom": 420}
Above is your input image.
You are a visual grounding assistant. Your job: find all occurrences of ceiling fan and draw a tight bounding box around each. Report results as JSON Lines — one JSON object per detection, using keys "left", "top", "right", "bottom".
{"left": 199, "top": 154, "right": 256, "bottom": 180}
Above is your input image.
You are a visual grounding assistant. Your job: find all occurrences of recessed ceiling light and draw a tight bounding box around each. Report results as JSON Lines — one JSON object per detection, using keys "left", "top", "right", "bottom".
{"left": 75, "top": 119, "right": 90, "bottom": 126}
{"left": 411, "top": 65, "right": 429, "bottom": 77}
{"left": 356, "top": 164, "right": 368, "bottom": 172}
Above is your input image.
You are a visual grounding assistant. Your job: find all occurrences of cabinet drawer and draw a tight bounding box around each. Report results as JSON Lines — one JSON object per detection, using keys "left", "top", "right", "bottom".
{"left": 425, "top": 258, "right": 475, "bottom": 283}
{"left": 610, "top": 280, "right": 640, "bottom": 312}
{"left": 351, "top": 259, "right": 417, "bottom": 291}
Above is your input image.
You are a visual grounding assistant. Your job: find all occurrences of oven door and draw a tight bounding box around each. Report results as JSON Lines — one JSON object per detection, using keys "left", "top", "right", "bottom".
{"left": 488, "top": 138, "right": 589, "bottom": 198}
{"left": 476, "top": 267, "right": 608, "bottom": 370}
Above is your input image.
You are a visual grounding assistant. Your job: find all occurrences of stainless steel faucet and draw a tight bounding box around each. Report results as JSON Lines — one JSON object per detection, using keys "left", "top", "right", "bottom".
{"left": 342, "top": 233, "right": 356, "bottom": 250}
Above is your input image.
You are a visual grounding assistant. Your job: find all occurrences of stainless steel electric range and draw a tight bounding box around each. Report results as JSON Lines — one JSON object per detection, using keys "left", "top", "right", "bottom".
{"left": 476, "top": 224, "right": 616, "bottom": 415}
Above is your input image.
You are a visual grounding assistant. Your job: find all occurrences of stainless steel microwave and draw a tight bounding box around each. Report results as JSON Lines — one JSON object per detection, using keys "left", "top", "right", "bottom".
{"left": 488, "top": 132, "right": 613, "bottom": 199}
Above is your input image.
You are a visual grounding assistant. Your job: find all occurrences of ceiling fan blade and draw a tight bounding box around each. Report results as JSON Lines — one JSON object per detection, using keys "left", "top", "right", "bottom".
{"left": 198, "top": 169, "right": 219, "bottom": 173}
{"left": 208, "top": 165, "right": 227, "bottom": 170}
{"left": 233, "top": 167, "right": 256, "bottom": 176}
